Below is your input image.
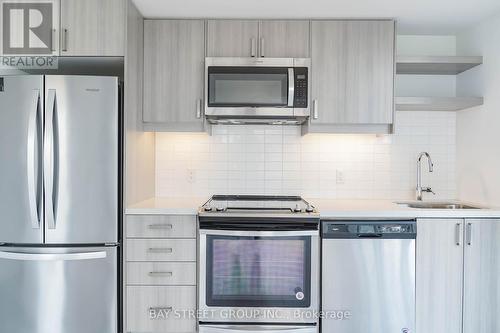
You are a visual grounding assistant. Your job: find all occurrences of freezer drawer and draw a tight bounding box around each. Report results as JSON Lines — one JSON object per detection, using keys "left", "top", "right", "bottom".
{"left": 0, "top": 246, "right": 118, "bottom": 333}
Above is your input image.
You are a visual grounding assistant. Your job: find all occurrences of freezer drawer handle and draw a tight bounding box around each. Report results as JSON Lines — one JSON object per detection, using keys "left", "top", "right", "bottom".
{"left": 148, "top": 247, "right": 173, "bottom": 253}
{"left": 27, "top": 90, "right": 41, "bottom": 229}
{"left": 148, "top": 224, "right": 173, "bottom": 230}
{"left": 148, "top": 271, "right": 173, "bottom": 277}
{"left": 0, "top": 251, "right": 107, "bottom": 261}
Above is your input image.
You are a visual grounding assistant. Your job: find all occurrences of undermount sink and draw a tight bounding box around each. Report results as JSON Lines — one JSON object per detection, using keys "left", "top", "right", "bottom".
{"left": 396, "top": 202, "right": 483, "bottom": 209}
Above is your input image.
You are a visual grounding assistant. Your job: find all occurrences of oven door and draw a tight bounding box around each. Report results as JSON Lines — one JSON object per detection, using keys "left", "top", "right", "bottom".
{"left": 199, "top": 229, "right": 319, "bottom": 323}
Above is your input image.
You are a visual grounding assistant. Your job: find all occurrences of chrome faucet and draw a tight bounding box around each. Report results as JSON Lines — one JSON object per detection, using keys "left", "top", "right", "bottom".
{"left": 416, "top": 152, "right": 435, "bottom": 201}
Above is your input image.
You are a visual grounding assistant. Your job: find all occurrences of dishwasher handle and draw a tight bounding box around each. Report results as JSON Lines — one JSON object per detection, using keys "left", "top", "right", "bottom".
{"left": 357, "top": 233, "right": 383, "bottom": 238}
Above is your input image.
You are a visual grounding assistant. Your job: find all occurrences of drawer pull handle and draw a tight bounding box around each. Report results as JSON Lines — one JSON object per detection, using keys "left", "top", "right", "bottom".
{"left": 148, "top": 271, "right": 173, "bottom": 277}
{"left": 148, "top": 248, "right": 173, "bottom": 253}
{"left": 149, "top": 306, "right": 173, "bottom": 312}
{"left": 148, "top": 224, "right": 173, "bottom": 230}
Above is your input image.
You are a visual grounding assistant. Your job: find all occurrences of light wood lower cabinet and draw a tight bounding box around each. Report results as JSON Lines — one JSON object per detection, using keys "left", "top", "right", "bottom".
{"left": 417, "top": 218, "right": 500, "bottom": 333}
{"left": 126, "top": 215, "right": 197, "bottom": 238}
{"left": 126, "top": 239, "right": 196, "bottom": 262}
{"left": 416, "top": 219, "right": 464, "bottom": 333}
{"left": 463, "top": 219, "right": 500, "bottom": 333}
{"left": 127, "top": 286, "right": 196, "bottom": 333}
{"left": 125, "top": 214, "right": 197, "bottom": 333}
{"left": 127, "top": 262, "right": 196, "bottom": 286}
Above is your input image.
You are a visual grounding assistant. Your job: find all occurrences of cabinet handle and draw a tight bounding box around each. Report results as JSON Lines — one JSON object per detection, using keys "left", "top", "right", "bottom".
{"left": 149, "top": 306, "right": 173, "bottom": 314}
{"left": 313, "top": 100, "right": 319, "bottom": 119}
{"left": 61, "top": 29, "right": 68, "bottom": 52}
{"left": 51, "top": 29, "right": 56, "bottom": 52}
{"left": 260, "top": 37, "right": 265, "bottom": 57}
{"left": 466, "top": 223, "right": 472, "bottom": 246}
{"left": 196, "top": 99, "right": 202, "bottom": 119}
{"left": 455, "top": 223, "right": 461, "bottom": 246}
{"left": 251, "top": 38, "right": 256, "bottom": 57}
{"left": 148, "top": 224, "right": 173, "bottom": 230}
{"left": 148, "top": 271, "right": 173, "bottom": 277}
{"left": 148, "top": 247, "right": 172, "bottom": 253}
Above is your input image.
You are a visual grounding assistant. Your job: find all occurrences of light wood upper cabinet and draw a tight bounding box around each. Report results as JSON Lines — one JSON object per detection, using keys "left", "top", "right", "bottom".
{"left": 310, "top": 20, "right": 395, "bottom": 128}
{"left": 259, "top": 21, "right": 310, "bottom": 58}
{"left": 60, "top": 0, "right": 125, "bottom": 56}
{"left": 143, "top": 20, "right": 205, "bottom": 131}
{"left": 463, "top": 219, "right": 500, "bottom": 333}
{"left": 416, "top": 219, "right": 464, "bottom": 333}
{"left": 207, "top": 20, "right": 259, "bottom": 57}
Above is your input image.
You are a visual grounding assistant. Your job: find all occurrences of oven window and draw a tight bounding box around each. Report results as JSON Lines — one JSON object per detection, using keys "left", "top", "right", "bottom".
{"left": 206, "top": 235, "right": 311, "bottom": 307}
{"left": 208, "top": 67, "right": 289, "bottom": 107}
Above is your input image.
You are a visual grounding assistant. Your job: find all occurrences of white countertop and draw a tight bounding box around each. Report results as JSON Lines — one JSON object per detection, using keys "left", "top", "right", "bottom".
{"left": 126, "top": 196, "right": 208, "bottom": 215}
{"left": 308, "top": 199, "right": 500, "bottom": 219}
{"left": 126, "top": 197, "right": 500, "bottom": 219}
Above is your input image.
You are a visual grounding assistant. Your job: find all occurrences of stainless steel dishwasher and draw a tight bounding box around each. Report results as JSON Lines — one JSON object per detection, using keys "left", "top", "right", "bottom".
{"left": 321, "top": 220, "right": 416, "bottom": 333}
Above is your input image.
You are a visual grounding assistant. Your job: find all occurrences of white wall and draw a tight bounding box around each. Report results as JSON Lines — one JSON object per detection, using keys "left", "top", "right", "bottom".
{"left": 155, "top": 111, "right": 456, "bottom": 199}
{"left": 153, "top": 35, "right": 459, "bottom": 201}
{"left": 456, "top": 13, "right": 500, "bottom": 206}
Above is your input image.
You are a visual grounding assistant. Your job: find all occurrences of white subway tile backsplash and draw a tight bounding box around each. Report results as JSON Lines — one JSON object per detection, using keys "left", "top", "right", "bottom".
{"left": 155, "top": 111, "right": 457, "bottom": 200}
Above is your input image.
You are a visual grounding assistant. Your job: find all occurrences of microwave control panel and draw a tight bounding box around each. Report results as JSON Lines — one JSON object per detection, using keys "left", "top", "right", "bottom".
{"left": 293, "top": 67, "right": 308, "bottom": 108}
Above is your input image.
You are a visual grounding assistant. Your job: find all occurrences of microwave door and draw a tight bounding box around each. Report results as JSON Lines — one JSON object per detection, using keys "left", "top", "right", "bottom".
{"left": 207, "top": 67, "right": 290, "bottom": 108}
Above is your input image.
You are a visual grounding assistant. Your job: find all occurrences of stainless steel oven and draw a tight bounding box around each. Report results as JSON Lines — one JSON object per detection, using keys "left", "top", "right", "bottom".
{"left": 198, "top": 196, "right": 320, "bottom": 326}
{"left": 204, "top": 58, "right": 310, "bottom": 125}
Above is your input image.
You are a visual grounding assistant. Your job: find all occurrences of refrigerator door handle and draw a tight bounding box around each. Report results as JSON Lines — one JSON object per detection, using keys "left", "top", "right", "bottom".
{"left": 0, "top": 250, "right": 107, "bottom": 261}
{"left": 27, "top": 89, "right": 41, "bottom": 229}
{"left": 44, "top": 89, "right": 56, "bottom": 229}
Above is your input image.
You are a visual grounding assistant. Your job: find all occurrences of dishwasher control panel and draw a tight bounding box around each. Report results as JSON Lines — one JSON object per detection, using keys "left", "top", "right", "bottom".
{"left": 322, "top": 220, "right": 416, "bottom": 239}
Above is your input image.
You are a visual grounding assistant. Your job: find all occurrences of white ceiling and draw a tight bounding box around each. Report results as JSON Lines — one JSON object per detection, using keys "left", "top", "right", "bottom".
{"left": 133, "top": 0, "right": 500, "bottom": 34}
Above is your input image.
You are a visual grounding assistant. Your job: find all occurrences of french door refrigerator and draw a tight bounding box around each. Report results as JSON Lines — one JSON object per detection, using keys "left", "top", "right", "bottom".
{"left": 0, "top": 75, "right": 120, "bottom": 333}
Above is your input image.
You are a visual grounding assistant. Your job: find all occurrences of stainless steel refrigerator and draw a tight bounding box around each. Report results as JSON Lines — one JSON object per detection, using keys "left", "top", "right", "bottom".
{"left": 0, "top": 75, "right": 120, "bottom": 333}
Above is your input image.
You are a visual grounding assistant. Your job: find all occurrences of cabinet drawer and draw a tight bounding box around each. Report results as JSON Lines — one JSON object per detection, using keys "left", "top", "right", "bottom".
{"left": 127, "top": 286, "right": 196, "bottom": 333}
{"left": 127, "top": 239, "right": 196, "bottom": 262}
{"left": 126, "top": 215, "right": 196, "bottom": 238}
{"left": 127, "top": 262, "right": 196, "bottom": 285}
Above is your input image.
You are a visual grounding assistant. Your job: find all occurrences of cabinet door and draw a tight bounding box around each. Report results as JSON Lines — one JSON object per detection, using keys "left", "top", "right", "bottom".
{"left": 143, "top": 20, "right": 205, "bottom": 130}
{"left": 207, "top": 20, "right": 259, "bottom": 57}
{"left": 416, "top": 219, "right": 464, "bottom": 333}
{"left": 259, "top": 20, "right": 310, "bottom": 58}
{"left": 310, "top": 20, "right": 394, "bottom": 125}
{"left": 60, "top": 0, "right": 125, "bottom": 56}
{"left": 463, "top": 219, "right": 500, "bottom": 333}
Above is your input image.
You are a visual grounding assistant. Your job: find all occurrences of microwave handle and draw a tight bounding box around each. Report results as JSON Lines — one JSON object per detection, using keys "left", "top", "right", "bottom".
{"left": 250, "top": 38, "right": 256, "bottom": 57}
{"left": 313, "top": 100, "right": 319, "bottom": 119}
{"left": 288, "top": 68, "right": 295, "bottom": 107}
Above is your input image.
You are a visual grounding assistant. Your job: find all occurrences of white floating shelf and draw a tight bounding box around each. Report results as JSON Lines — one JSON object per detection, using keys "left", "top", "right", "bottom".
{"left": 396, "top": 56, "right": 483, "bottom": 75}
{"left": 395, "top": 97, "right": 484, "bottom": 111}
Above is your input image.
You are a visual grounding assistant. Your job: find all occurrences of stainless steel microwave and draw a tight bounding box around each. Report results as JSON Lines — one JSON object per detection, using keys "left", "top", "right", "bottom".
{"left": 205, "top": 57, "right": 311, "bottom": 125}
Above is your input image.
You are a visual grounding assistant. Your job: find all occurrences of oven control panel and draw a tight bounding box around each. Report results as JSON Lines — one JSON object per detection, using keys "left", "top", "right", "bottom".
{"left": 293, "top": 67, "right": 308, "bottom": 108}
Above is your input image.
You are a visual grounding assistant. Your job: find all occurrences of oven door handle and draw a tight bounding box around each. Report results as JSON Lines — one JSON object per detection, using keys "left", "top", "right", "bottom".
{"left": 201, "top": 325, "right": 316, "bottom": 333}
{"left": 198, "top": 229, "right": 318, "bottom": 237}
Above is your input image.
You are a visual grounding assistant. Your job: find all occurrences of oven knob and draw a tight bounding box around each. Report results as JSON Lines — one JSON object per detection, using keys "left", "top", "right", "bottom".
{"left": 305, "top": 205, "right": 314, "bottom": 213}
{"left": 216, "top": 207, "right": 225, "bottom": 212}
{"left": 204, "top": 206, "right": 213, "bottom": 212}
{"left": 293, "top": 204, "right": 302, "bottom": 213}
